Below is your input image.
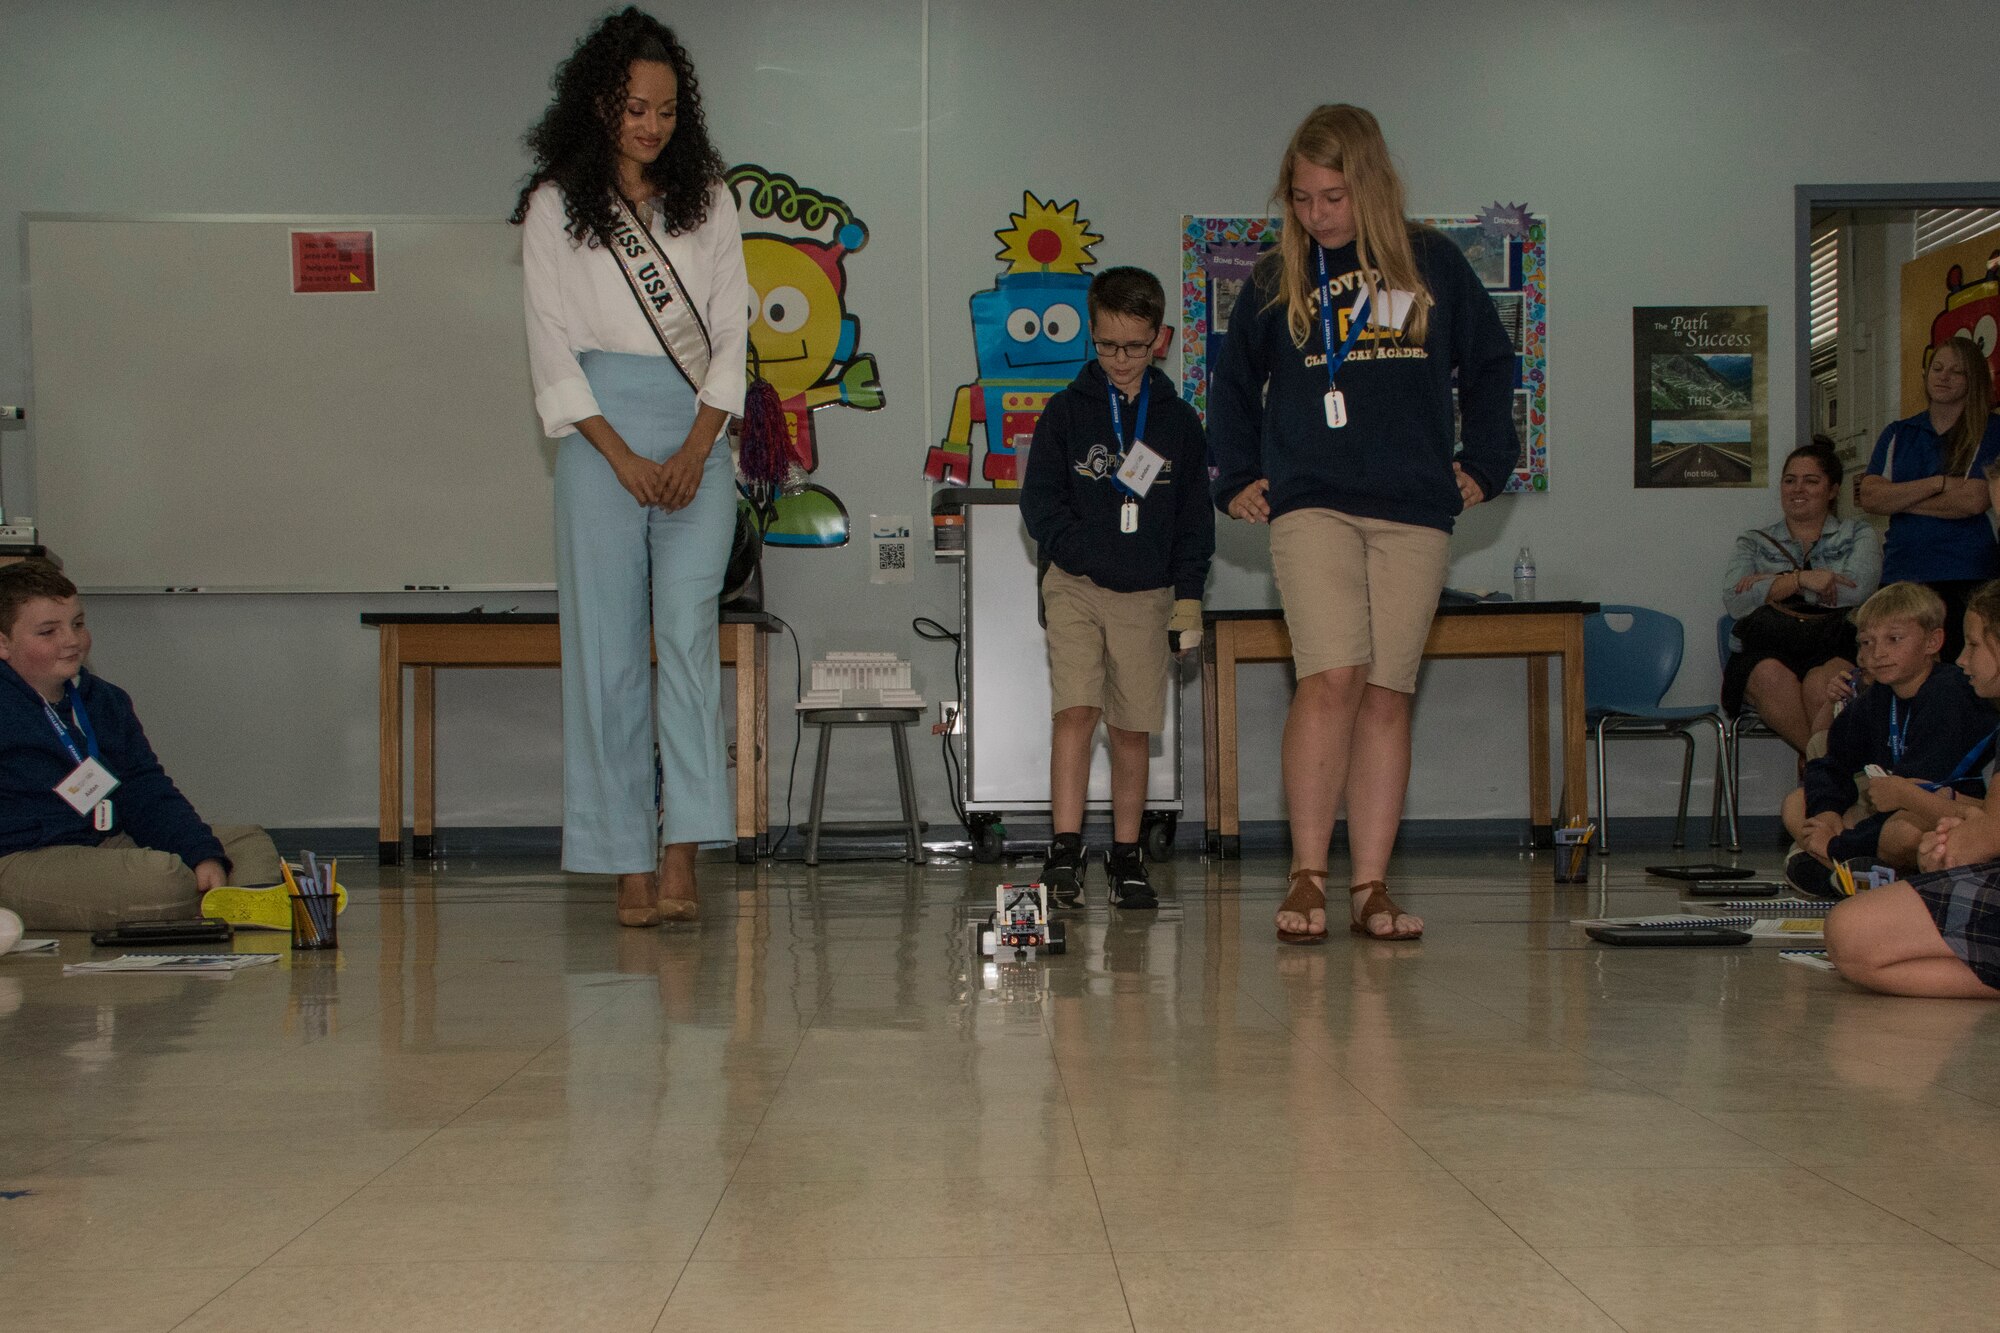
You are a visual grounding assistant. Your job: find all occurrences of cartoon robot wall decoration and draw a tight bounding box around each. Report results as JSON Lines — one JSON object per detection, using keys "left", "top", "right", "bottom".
{"left": 1926, "top": 252, "right": 2000, "bottom": 382}
{"left": 925, "top": 193, "right": 1102, "bottom": 487}
{"left": 728, "top": 164, "right": 884, "bottom": 547}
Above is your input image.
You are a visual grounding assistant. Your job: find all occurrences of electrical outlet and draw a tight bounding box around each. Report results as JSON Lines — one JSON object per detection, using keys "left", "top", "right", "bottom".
{"left": 939, "top": 700, "right": 964, "bottom": 734}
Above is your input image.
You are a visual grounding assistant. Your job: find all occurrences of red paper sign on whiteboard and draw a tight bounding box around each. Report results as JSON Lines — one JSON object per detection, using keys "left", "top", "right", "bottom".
{"left": 290, "top": 230, "right": 376, "bottom": 294}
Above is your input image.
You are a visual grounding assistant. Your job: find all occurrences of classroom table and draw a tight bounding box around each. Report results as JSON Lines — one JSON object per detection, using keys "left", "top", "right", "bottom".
{"left": 1200, "top": 601, "right": 1599, "bottom": 855}
{"left": 362, "top": 611, "right": 774, "bottom": 866}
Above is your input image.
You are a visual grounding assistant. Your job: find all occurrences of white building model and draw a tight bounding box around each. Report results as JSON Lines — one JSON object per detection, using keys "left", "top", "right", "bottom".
{"left": 796, "top": 651, "right": 926, "bottom": 710}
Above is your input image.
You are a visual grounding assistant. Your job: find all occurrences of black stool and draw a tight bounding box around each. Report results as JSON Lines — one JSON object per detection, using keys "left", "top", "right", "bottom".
{"left": 801, "top": 707, "right": 924, "bottom": 865}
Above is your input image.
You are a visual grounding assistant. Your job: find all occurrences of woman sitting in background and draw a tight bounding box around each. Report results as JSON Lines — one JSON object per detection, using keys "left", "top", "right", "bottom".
{"left": 1721, "top": 437, "right": 1881, "bottom": 754}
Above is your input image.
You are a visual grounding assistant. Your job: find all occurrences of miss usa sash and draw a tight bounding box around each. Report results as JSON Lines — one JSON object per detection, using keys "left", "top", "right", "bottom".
{"left": 606, "top": 195, "right": 712, "bottom": 394}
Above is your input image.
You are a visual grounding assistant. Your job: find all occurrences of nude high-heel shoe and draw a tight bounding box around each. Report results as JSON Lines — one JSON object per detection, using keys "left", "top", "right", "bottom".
{"left": 617, "top": 874, "right": 661, "bottom": 928}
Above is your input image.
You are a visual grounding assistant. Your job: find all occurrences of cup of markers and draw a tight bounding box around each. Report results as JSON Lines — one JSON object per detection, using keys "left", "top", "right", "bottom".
{"left": 284, "top": 852, "right": 339, "bottom": 951}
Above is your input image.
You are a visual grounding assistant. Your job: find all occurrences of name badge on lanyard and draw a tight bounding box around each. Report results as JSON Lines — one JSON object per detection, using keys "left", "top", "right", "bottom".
{"left": 45, "top": 686, "right": 119, "bottom": 828}
{"left": 1316, "top": 247, "right": 1372, "bottom": 432}
{"left": 1888, "top": 697, "right": 1909, "bottom": 767}
{"left": 1108, "top": 377, "right": 1154, "bottom": 535}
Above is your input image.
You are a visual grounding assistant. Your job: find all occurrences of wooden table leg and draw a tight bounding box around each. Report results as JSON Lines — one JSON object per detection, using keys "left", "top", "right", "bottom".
{"left": 1526, "top": 654, "right": 1552, "bottom": 847}
{"left": 412, "top": 666, "right": 436, "bottom": 860}
{"left": 377, "top": 626, "right": 403, "bottom": 866}
{"left": 1215, "top": 622, "right": 1241, "bottom": 858}
{"left": 1560, "top": 619, "right": 1589, "bottom": 832}
{"left": 731, "top": 623, "right": 758, "bottom": 863}
{"left": 754, "top": 628, "right": 769, "bottom": 857}
{"left": 1202, "top": 634, "right": 1220, "bottom": 852}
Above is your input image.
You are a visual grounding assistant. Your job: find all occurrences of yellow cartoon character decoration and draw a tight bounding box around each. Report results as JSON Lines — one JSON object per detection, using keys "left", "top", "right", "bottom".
{"left": 728, "top": 164, "right": 883, "bottom": 547}
{"left": 925, "top": 193, "right": 1101, "bottom": 487}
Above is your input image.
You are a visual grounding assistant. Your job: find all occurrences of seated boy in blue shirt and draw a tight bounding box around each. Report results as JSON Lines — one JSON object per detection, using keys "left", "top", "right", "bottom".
{"left": 1020, "top": 266, "right": 1214, "bottom": 909}
{"left": 0, "top": 560, "right": 289, "bottom": 930}
{"left": 1784, "top": 581, "right": 1993, "bottom": 898}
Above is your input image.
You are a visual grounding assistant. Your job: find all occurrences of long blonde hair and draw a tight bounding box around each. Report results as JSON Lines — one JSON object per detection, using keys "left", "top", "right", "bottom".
{"left": 1261, "top": 104, "right": 1432, "bottom": 346}
{"left": 1931, "top": 335, "right": 1995, "bottom": 476}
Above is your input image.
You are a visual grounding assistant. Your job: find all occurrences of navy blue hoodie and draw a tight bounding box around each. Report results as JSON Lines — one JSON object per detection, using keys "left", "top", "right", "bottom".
{"left": 1020, "top": 361, "right": 1215, "bottom": 601}
{"left": 1207, "top": 227, "right": 1517, "bottom": 530}
{"left": 0, "top": 660, "right": 228, "bottom": 869}
{"left": 1803, "top": 661, "right": 1993, "bottom": 817}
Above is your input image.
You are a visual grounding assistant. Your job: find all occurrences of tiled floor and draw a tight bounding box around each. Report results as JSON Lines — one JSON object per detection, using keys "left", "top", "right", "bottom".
{"left": 5, "top": 846, "right": 2000, "bottom": 1331}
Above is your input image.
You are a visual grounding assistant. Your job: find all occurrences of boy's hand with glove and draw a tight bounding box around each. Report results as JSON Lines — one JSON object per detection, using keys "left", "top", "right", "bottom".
{"left": 1168, "top": 599, "right": 1203, "bottom": 655}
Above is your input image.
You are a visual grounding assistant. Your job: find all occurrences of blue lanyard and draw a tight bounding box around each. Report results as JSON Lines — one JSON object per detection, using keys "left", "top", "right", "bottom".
{"left": 1107, "top": 376, "right": 1150, "bottom": 500}
{"left": 1888, "top": 698, "right": 1908, "bottom": 766}
{"left": 1315, "top": 246, "right": 1372, "bottom": 392}
{"left": 1919, "top": 728, "right": 1997, "bottom": 792}
{"left": 42, "top": 682, "right": 100, "bottom": 766}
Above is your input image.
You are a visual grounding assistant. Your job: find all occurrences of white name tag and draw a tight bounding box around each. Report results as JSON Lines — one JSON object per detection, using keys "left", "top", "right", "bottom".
{"left": 1361, "top": 286, "right": 1417, "bottom": 332}
{"left": 1116, "top": 442, "right": 1166, "bottom": 497}
{"left": 1324, "top": 389, "right": 1348, "bottom": 428}
{"left": 56, "top": 757, "right": 119, "bottom": 816}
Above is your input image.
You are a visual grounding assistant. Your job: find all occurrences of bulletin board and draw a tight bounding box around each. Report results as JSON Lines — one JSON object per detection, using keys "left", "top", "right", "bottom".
{"left": 1180, "top": 211, "right": 1549, "bottom": 493}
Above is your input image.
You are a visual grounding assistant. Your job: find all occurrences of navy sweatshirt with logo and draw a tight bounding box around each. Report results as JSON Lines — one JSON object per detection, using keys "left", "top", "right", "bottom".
{"left": 1802, "top": 662, "right": 1993, "bottom": 818}
{"left": 1207, "top": 227, "right": 1518, "bottom": 531}
{"left": 0, "top": 660, "right": 227, "bottom": 868}
{"left": 1020, "top": 362, "right": 1215, "bottom": 602}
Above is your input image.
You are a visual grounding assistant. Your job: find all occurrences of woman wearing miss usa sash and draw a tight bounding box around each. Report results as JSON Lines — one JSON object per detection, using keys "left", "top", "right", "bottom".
{"left": 512, "top": 8, "right": 749, "bottom": 927}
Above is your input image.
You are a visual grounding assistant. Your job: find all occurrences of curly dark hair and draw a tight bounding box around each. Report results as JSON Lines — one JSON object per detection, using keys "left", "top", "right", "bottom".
{"left": 509, "top": 8, "right": 724, "bottom": 242}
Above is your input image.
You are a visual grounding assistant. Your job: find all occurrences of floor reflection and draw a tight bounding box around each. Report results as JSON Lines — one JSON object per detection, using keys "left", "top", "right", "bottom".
{"left": 6, "top": 843, "right": 2000, "bottom": 1330}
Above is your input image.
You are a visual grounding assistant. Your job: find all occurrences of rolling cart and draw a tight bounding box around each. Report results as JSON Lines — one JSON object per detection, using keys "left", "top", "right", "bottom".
{"left": 933, "top": 489, "right": 1183, "bottom": 863}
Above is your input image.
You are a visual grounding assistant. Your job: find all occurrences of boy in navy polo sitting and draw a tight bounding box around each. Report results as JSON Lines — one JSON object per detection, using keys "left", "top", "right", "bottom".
{"left": 1784, "top": 581, "right": 1993, "bottom": 898}
{"left": 0, "top": 560, "right": 288, "bottom": 930}
{"left": 1020, "top": 266, "right": 1214, "bottom": 909}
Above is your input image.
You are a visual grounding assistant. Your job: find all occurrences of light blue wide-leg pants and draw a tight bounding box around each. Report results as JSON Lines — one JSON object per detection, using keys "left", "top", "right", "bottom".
{"left": 556, "top": 350, "right": 735, "bottom": 873}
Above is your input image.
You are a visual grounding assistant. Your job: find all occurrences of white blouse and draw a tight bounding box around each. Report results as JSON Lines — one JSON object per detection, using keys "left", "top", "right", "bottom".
{"left": 520, "top": 178, "right": 749, "bottom": 438}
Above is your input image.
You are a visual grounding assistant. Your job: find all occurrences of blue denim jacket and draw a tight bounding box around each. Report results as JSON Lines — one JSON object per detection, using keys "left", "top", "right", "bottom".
{"left": 1721, "top": 514, "right": 1882, "bottom": 625}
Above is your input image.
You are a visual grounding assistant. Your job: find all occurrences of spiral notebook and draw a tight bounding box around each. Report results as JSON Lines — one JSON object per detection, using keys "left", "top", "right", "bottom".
{"left": 1706, "top": 898, "right": 1836, "bottom": 916}
{"left": 1574, "top": 915, "right": 1757, "bottom": 931}
{"left": 1781, "top": 950, "right": 1837, "bottom": 971}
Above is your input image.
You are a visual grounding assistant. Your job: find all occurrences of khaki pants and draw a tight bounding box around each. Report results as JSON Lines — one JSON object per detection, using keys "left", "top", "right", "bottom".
{"left": 0, "top": 826, "right": 283, "bottom": 932}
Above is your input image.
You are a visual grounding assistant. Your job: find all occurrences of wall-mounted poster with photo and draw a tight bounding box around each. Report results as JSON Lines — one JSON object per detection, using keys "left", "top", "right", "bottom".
{"left": 1631, "top": 306, "right": 1767, "bottom": 489}
{"left": 1180, "top": 205, "right": 1548, "bottom": 492}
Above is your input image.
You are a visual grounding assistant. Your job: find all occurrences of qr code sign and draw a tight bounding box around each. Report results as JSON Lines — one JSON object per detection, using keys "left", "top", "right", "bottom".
{"left": 869, "top": 514, "right": 915, "bottom": 584}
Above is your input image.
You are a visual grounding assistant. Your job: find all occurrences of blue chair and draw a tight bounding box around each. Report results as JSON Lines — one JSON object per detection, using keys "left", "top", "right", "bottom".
{"left": 1713, "top": 615, "right": 1785, "bottom": 851}
{"left": 1586, "top": 606, "right": 1737, "bottom": 853}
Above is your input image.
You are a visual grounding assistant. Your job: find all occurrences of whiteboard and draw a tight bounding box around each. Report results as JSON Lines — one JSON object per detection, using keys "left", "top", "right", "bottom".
{"left": 26, "top": 215, "right": 556, "bottom": 591}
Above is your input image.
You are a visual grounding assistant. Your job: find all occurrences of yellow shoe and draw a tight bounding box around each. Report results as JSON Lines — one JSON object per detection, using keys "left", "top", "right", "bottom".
{"left": 201, "top": 882, "right": 348, "bottom": 932}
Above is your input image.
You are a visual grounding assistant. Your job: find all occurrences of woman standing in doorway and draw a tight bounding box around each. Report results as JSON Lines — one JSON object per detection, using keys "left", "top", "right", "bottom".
{"left": 1857, "top": 335, "right": 2000, "bottom": 663}
{"left": 1208, "top": 104, "right": 1518, "bottom": 944}
{"left": 513, "top": 8, "right": 748, "bottom": 926}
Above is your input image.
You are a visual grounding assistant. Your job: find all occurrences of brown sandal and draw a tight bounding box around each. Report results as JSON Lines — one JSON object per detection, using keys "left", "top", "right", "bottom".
{"left": 1349, "top": 880, "right": 1422, "bottom": 940}
{"left": 1276, "top": 868, "right": 1329, "bottom": 945}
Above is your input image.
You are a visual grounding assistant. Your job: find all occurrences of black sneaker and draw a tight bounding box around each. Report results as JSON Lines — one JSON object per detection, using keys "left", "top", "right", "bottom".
{"left": 1041, "top": 834, "right": 1085, "bottom": 909}
{"left": 1105, "top": 845, "right": 1158, "bottom": 910}
{"left": 1783, "top": 850, "right": 1839, "bottom": 901}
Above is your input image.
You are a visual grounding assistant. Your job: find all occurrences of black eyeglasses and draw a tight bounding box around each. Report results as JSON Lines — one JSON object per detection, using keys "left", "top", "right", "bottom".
{"left": 1092, "top": 340, "right": 1154, "bottom": 359}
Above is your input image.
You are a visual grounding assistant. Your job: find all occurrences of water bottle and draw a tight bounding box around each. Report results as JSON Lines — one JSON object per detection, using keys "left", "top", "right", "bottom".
{"left": 1513, "top": 546, "right": 1537, "bottom": 602}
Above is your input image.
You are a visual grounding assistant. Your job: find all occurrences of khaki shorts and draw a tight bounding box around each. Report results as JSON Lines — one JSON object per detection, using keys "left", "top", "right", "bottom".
{"left": 1041, "top": 565, "right": 1174, "bottom": 733}
{"left": 1269, "top": 508, "right": 1450, "bottom": 693}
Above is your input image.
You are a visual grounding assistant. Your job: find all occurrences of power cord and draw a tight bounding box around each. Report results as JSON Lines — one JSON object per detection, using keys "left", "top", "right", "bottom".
{"left": 912, "top": 615, "right": 971, "bottom": 834}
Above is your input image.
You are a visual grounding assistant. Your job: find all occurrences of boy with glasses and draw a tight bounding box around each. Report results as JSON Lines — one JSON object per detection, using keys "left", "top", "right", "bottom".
{"left": 1020, "top": 267, "right": 1214, "bottom": 909}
